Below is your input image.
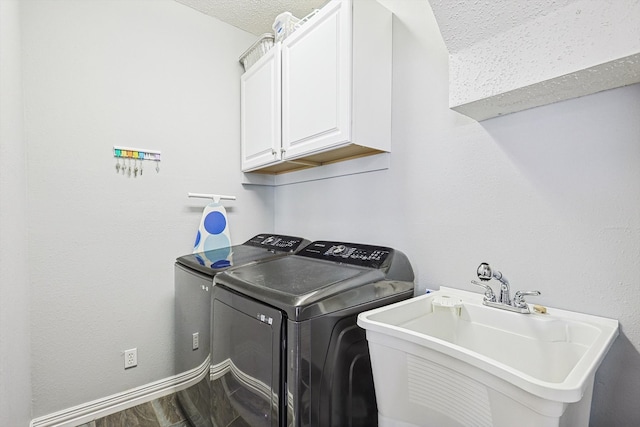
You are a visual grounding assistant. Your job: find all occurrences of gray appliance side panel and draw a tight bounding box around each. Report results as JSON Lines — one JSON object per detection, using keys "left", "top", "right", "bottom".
{"left": 384, "top": 249, "right": 415, "bottom": 282}
{"left": 287, "top": 288, "right": 414, "bottom": 427}
{"left": 174, "top": 263, "right": 214, "bottom": 375}
{"left": 287, "top": 320, "right": 311, "bottom": 427}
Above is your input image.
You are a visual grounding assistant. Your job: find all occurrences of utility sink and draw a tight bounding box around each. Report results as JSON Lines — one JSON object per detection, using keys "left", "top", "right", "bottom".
{"left": 357, "top": 287, "right": 619, "bottom": 427}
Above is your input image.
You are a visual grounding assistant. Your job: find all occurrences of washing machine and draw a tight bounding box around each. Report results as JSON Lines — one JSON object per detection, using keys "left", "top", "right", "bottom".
{"left": 174, "top": 233, "right": 309, "bottom": 426}
{"left": 210, "top": 240, "right": 415, "bottom": 427}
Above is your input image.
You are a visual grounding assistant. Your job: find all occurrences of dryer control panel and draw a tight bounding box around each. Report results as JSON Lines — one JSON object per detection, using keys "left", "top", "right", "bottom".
{"left": 298, "top": 241, "right": 392, "bottom": 268}
{"left": 244, "top": 234, "right": 307, "bottom": 252}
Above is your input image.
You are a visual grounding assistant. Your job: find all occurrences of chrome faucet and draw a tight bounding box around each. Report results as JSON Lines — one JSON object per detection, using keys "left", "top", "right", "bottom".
{"left": 471, "top": 263, "right": 540, "bottom": 314}
{"left": 477, "top": 262, "right": 511, "bottom": 304}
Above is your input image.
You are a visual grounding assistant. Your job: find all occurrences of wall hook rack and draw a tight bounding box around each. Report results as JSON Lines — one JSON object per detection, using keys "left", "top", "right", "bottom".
{"left": 113, "top": 146, "right": 161, "bottom": 176}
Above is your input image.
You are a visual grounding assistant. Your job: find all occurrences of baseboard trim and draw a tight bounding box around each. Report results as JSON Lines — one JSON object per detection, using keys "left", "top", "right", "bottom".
{"left": 30, "top": 355, "right": 210, "bottom": 427}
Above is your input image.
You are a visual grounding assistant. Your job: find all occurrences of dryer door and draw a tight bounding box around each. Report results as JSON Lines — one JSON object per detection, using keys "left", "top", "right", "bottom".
{"left": 211, "top": 286, "right": 284, "bottom": 427}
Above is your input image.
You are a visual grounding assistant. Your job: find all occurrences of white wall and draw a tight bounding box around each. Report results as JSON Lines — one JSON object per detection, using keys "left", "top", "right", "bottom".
{"left": 0, "top": 0, "right": 32, "bottom": 425}
{"left": 20, "top": 0, "right": 270, "bottom": 418}
{"left": 275, "top": 1, "right": 640, "bottom": 425}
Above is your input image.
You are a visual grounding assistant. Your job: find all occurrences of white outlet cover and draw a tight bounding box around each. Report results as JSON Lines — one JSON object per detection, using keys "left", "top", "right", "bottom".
{"left": 124, "top": 348, "right": 137, "bottom": 369}
{"left": 192, "top": 332, "right": 199, "bottom": 350}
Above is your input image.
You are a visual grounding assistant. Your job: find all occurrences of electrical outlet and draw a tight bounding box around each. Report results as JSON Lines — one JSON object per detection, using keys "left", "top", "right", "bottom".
{"left": 124, "top": 348, "right": 137, "bottom": 369}
{"left": 192, "top": 332, "right": 199, "bottom": 350}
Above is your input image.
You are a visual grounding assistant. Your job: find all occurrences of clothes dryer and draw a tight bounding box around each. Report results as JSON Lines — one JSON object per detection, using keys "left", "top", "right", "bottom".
{"left": 211, "top": 240, "right": 415, "bottom": 427}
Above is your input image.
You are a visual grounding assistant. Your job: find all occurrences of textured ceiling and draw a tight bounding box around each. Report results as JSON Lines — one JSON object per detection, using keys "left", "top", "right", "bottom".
{"left": 174, "top": 0, "right": 581, "bottom": 49}
{"left": 174, "top": 0, "right": 329, "bottom": 35}
{"left": 172, "top": 0, "right": 639, "bottom": 121}
{"left": 428, "top": 0, "right": 578, "bottom": 53}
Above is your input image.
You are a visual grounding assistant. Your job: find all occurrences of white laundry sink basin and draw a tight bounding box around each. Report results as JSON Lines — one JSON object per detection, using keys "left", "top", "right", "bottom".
{"left": 357, "top": 287, "right": 618, "bottom": 427}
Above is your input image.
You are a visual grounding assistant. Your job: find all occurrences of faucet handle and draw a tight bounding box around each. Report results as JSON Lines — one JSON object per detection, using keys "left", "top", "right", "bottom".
{"left": 477, "top": 263, "right": 493, "bottom": 281}
{"left": 471, "top": 280, "right": 497, "bottom": 302}
{"left": 513, "top": 290, "right": 541, "bottom": 308}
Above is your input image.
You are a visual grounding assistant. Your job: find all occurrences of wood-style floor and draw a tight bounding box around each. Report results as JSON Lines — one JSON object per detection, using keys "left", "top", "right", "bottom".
{"left": 76, "top": 393, "right": 190, "bottom": 427}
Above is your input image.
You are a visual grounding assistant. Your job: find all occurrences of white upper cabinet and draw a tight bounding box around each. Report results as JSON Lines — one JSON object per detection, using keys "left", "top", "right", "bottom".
{"left": 281, "top": 0, "right": 351, "bottom": 158}
{"left": 240, "top": 44, "right": 281, "bottom": 171}
{"left": 241, "top": 0, "right": 392, "bottom": 174}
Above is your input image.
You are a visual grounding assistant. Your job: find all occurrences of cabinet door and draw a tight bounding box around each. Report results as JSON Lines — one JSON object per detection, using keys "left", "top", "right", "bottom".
{"left": 241, "top": 44, "right": 281, "bottom": 172}
{"left": 281, "top": 0, "right": 351, "bottom": 159}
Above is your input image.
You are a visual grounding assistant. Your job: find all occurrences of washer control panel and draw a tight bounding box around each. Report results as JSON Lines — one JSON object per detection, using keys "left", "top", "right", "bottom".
{"left": 244, "top": 234, "right": 307, "bottom": 252}
{"left": 298, "top": 241, "right": 391, "bottom": 268}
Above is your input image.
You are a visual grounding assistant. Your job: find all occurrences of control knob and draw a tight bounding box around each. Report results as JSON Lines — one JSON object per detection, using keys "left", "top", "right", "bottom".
{"left": 331, "top": 245, "right": 347, "bottom": 255}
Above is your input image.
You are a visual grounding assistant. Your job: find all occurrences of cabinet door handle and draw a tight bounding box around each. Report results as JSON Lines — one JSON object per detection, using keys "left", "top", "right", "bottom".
{"left": 271, "top": 149, "right": 277, "bottom": 156}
